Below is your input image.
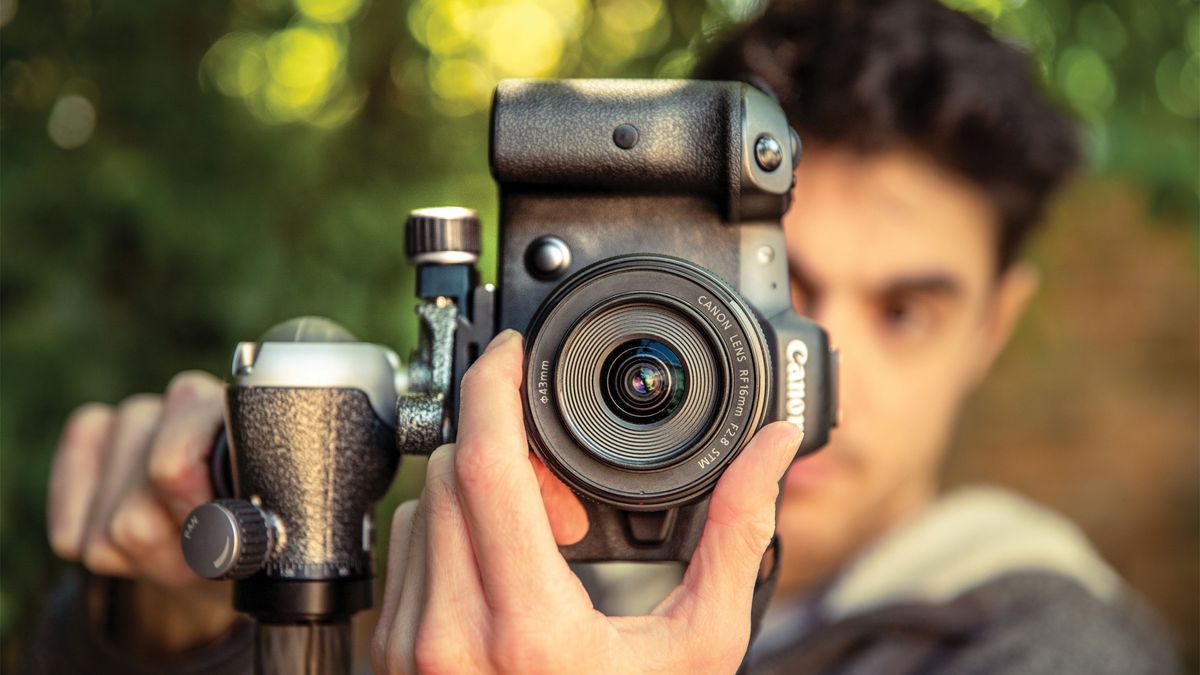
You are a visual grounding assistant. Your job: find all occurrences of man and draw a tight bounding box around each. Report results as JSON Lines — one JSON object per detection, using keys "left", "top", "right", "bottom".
{"left": 694, "top": 3, "right": 1177, "bottom": 671}
{"left": 37, "top": 0, "right": 1177, "bottom": 672}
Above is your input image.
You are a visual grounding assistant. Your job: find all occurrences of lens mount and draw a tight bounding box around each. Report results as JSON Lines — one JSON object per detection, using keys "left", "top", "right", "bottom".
{"left": 524, "top": 255, "right": 771, "bottom": 510}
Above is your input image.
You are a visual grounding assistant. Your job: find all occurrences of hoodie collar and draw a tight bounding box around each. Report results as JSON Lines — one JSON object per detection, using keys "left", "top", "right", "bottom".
{"left": 818, "top": 485, "right": 1121, "bottom": 622}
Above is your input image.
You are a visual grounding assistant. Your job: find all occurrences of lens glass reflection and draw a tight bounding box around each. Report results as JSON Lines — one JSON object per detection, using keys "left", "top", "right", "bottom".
{"left": 601, "top": 338, "right": 686, "bottom": 424}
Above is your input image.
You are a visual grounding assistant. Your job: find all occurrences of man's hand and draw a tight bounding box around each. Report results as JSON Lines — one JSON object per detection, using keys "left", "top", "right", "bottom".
{"left": 46, "top": 371, "right": 239, "bottom": 655}
{"left": 372, "top": 330, "right": 803, "bottom": 674}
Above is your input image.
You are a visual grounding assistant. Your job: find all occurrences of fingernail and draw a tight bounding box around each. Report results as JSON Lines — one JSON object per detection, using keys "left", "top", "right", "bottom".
{"left": 777, "top": 423, "right": 804, "bottom": 469}
{"left": 783, "top": 422, "right": 804, "bottom": 447}
{"left": 484, "top": 329, "right": 522, "bottom": 354}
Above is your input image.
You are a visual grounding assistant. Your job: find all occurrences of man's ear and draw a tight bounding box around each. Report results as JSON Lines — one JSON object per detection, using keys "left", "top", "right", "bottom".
{"left": 971, "top": 262, "right": 1039, "bottom": 386}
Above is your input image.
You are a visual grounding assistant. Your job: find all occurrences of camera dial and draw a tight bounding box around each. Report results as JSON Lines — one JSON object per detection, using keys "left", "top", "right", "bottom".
{"left": 405, "top": 206, "right": 481, "bottom": 265}
{"left": 183, "top": 498, "right": 279, "bottom": 580}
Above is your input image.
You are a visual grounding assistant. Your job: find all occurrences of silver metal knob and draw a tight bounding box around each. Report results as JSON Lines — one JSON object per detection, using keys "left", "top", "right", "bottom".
{"left": 755, "top": 134, "right": 784, "bottom": 172}
{"left": 405, "top": 206, "right": 481, "bottom": 265}
{"left": 182, "top": 499, "right": 276, "bottom": 580}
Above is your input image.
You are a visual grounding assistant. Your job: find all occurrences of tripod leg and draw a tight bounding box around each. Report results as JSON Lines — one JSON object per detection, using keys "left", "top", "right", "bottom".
{"left": 255, "top": 621, "right": 352, "bottom": 675}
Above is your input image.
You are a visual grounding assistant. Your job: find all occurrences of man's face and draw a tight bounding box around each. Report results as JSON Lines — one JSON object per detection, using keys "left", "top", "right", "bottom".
{"left": 775, "top": 146, "right": 1034, "bottom": 593}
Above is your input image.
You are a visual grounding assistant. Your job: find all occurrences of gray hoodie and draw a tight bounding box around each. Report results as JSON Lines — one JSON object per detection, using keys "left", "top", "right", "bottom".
{"left": 745, "top": 486, "right": 1178, "bottom": 674}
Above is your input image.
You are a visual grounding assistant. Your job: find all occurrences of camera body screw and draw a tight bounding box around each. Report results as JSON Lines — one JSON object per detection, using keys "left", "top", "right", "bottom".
{"left": 755, "top": 134, "right": 783, "bottom": 172}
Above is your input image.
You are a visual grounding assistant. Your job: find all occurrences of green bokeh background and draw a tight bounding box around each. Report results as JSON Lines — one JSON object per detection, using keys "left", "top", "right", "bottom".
{"left": 2, "top": 0, "right": 1197, "bottom": 669}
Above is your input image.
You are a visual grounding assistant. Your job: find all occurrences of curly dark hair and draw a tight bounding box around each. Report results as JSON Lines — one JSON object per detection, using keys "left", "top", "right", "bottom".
{"left": 696, "top": 0, "right": 1081, "bottom": 271}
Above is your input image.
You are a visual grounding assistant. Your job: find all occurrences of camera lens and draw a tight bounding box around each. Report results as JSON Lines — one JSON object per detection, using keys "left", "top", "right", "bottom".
{"left": 523, "top": 255, "right": 772, "bottom": 509}
{"left": 551, "top": 300, "right": 719, "bottom": 470}
{"left": 601, "top": 339, "right": 686, "bottom": 424}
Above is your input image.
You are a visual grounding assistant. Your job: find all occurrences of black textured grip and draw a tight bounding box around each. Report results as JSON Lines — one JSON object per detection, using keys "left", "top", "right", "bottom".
{"left": 764, "top": 309, "right": 836, "bottom": 458}
{"left": 226, "top": 387, "right": 398, "bottom": 582}
{"left": 406, "top": 208, "right": 481, "bottom": 258}
{"left": 491, "top": 79, "right": 738, "bottom": 198}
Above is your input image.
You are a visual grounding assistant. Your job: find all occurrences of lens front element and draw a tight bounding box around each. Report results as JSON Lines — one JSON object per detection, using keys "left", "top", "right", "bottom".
{"left": 602, "top": 339, "right": 686, "bottom": 424}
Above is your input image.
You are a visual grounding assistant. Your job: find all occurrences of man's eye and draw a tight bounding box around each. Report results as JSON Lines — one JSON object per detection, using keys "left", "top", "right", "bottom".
{"left": 882, "top": 299, "right": 912, "bottom": 325}
{"left": 878, "top": 296, "right": 930, "bottom": 336}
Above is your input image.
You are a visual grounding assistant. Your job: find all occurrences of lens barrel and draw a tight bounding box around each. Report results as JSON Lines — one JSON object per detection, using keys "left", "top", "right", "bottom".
{"left": 523, "top": 255, "right": 772, "bottom": 510}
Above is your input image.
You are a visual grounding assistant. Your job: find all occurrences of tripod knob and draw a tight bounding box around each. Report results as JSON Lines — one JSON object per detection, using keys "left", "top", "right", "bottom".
{"left": 182, "top": 499, "right": 275, "bottom": 580}
{"left": 405, "top": 206, "right": 481, "bottom": 265}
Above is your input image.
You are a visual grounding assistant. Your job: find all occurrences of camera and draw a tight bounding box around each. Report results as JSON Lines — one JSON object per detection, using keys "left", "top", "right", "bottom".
{"left": 485, "top": 79, "right": 838, "bottom": 561}
{"left": 180, "top": 79, "right": 838, "bottom": 673}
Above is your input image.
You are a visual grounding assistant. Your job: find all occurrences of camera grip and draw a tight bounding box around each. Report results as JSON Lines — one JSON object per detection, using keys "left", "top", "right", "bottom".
{"left": 559, "top": 498, "right": 709, "bottom": 563}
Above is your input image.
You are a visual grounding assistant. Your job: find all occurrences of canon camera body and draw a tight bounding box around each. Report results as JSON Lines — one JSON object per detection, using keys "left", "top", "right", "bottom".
{"left": 487, "top": 79, "right": 837, "bottom": 561}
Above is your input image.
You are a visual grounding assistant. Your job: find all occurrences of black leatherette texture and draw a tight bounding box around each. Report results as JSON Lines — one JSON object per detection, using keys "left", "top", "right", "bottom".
{"left": 226, "top": 387, "right": 398, "bottom": 579}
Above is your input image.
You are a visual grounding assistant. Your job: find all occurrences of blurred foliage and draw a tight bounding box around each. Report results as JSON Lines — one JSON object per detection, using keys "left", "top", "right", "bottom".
{"left": 944, "top": 0, "right": 1199, "bottom": 219}
{"left": 0, "top": 0, "right": 1195, "bottom": 669}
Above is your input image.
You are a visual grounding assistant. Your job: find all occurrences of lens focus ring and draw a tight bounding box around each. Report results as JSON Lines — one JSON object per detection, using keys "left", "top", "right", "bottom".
{"left": 558, "top": 302, "right": 720, "bottom": 468}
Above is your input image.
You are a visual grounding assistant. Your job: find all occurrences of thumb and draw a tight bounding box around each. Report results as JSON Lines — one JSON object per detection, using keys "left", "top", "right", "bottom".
{"left": 670, "top": 421, "right": 802, "bottom": 622}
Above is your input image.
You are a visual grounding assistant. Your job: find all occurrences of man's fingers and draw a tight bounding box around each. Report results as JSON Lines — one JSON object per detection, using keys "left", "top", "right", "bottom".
{"left": 384, "top": 487, "right": 431, "bottom": 675}
{"left": 106, "top": 490, "right": 196, "bottom": 586}
{"left": 422, "top": 445, "right": 484, "bottom": 607}
{"left": 147, "top": 371, "right": 225, "bottom": 523}
{"left": 414, "top": 445, "right": 485, "bottom": 672}
{"left": 453, "top": 330, "right": 571, "bottom": 611}
{"left": 373, "top": 498, "right": 418, "bottom": 674}
{"left": 81, "top": 394, "right": 163, "bottom": 576}
{"left": 47, "top": 404, "right": 115, "bottom": 560}
{"left": 531, "top": 454, "right": 588, "bottom": 546}
{"left": 671, "top": 421, "right": 802, "bottom": 623}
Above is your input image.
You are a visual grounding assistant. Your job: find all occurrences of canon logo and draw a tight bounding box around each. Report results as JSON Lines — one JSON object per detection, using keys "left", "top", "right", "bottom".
{"left": 784, "top": 339, "right": 809, "bottom": 432}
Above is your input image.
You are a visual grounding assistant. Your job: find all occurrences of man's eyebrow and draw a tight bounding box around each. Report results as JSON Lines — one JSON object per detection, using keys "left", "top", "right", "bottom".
{"left": 788, "top": 265, "right": 964, "bottom": 300}
{"left": 877, "top": 274, "right": 963, "bottom": 298}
